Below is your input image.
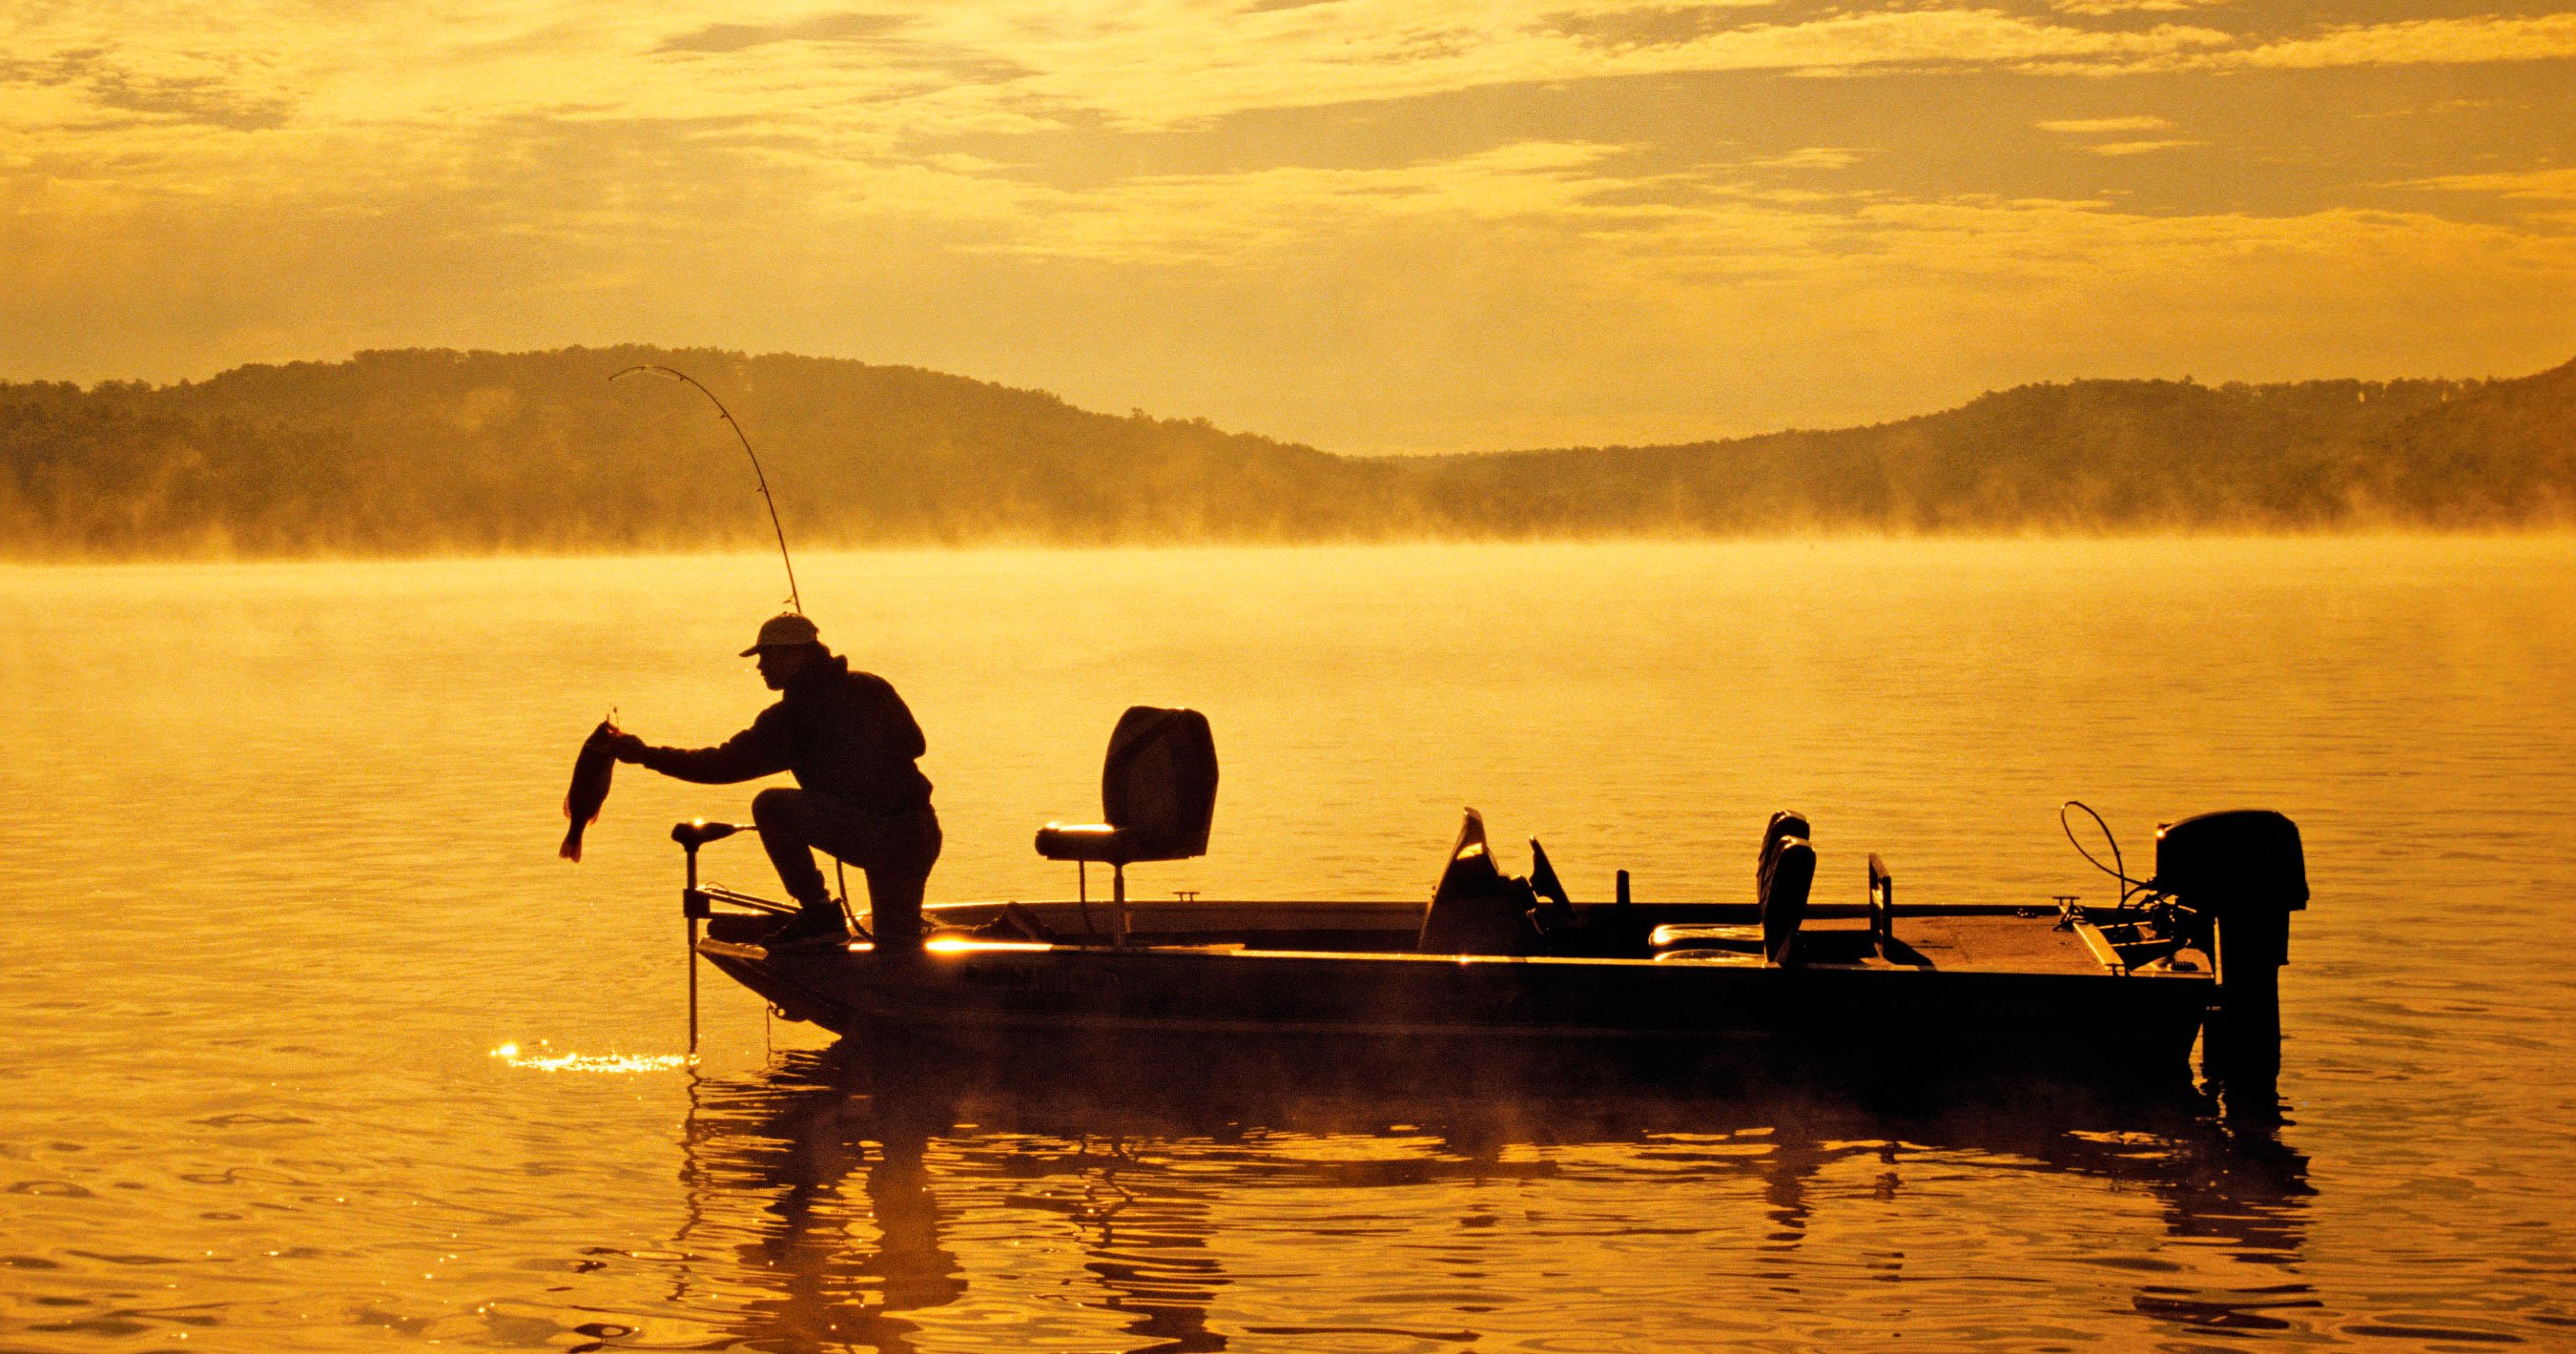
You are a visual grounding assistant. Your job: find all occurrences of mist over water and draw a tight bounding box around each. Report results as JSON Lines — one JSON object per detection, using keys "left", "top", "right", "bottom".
{"left": 10, "top": 348, "right": 2573, "bottom": 559}
{"left": 3, "top": 538, "right": 2571, "bottom": 1350}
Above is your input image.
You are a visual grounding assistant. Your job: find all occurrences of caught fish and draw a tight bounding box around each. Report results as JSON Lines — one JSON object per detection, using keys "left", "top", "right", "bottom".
{"left": 560, "top": 717, "right": 621, "bottom": 862}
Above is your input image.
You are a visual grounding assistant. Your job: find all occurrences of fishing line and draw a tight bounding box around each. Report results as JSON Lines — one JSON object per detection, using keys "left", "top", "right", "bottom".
{"left": 610, "top": 365, "right": 803, "bottom": 614}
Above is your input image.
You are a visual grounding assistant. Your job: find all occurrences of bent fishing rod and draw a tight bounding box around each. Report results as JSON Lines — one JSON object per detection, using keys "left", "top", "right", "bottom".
{"left": 609, "top": 364, "right": 802, "bottom": 615}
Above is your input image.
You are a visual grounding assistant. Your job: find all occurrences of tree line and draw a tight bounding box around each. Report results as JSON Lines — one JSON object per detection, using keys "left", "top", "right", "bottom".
{"left": 2, "top": 345, "right": 2569, "bottom": 558}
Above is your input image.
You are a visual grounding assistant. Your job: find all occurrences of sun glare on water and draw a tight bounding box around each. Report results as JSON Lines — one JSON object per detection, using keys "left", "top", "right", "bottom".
{"left": 490, "top": 1040, "right": 688, "bottom": 1074}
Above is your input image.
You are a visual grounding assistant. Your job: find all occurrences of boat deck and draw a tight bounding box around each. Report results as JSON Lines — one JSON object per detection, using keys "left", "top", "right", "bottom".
{"left": 839, "top": 896, "right": 2195, "bottom": 978}
{"left": 1892, "top": 912, "right": 2129, "bottom": 975}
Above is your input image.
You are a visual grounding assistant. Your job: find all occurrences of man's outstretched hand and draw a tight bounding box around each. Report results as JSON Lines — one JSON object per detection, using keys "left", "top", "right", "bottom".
{"left": 608, "top": 730, "right": 649, "bottom": 763}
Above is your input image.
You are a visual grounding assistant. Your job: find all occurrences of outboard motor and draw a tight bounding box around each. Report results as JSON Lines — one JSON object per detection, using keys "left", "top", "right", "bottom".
{"left": 2154, "top": 810, "right": 2307, "bottom": 1102}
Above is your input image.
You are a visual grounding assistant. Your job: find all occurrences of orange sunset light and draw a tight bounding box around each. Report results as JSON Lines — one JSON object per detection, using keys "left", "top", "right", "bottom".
{"left": 4, "top": 0, "right": 2572, "bottom": 451}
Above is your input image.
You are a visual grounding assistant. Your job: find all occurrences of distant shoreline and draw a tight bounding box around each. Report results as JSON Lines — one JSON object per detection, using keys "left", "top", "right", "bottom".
{"left": 10, "top": 526, "right": 2576, "bottom": 572}
{"left": 6, "top": 346, "right": 2569, "bottom": 561}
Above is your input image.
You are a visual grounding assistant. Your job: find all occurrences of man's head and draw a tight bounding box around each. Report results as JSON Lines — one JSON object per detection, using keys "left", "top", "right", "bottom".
{"left": 741, "top": 611, "right": 825, "bottom": 689}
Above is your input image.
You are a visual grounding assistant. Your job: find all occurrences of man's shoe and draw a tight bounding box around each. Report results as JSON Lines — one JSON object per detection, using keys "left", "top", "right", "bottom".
{"left": 766, "top": 909, "right": 851, "bottom": 950}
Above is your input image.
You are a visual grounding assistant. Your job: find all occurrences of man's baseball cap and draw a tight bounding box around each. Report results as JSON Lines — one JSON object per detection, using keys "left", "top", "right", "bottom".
{"left": 741, "top": 611, "right": 821, "bottom": 655}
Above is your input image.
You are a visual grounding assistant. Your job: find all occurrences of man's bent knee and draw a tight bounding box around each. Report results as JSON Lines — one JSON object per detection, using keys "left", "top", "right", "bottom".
{"left": 752, "top": 787, "right": 797, "bottom": 814}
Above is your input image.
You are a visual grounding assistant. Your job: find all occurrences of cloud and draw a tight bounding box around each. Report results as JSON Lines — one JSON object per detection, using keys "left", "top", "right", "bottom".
{"left": 583, "top": 5, "right": 2250, "bottom": 136}
{"left": 656, "top": 11, "right": 913, "bottom": 54}
{"left": 2211, "top": 13, "right": 2576, "bottom": 71}
{"left": 0, "top": 51, "right": 99, "bottom": 90}
{"left": 2036, "top": 116, "right": 2173, "bottom": 133}
{"left": 2032, "top": 115, "right": 2195, "bottom": 157}
{"left": 1017, "top": 9, "right": 2239, "bottom": 125}
{"left": 2049, "top": 0, "right": 2231, "bottom": 15}
{"left": 1738, "top": 147, "right": 1864, "bottom": 170}
{"left": 87, "top": 71, "right": 293, "bottom": 132}
{"left": 10, "top": 4, "right": 2575, "bottom": 169}
{"left": 38, "top": 3, "right": 2568, "bottom": 176}
{"left": 1547, "top": 3, "right": 1793, "bottom": 51}
{"left": 2399, "top": 168, "right": 2576, "bottom": 202}
{"left": 0, "top": 46, "right": 293, "bottom": 133}
{"left": 2352, "top": 97, "right": 2500, "bottom": 120}
{"left": 2086, "top": 138, "right": 2203, "bottom": 154}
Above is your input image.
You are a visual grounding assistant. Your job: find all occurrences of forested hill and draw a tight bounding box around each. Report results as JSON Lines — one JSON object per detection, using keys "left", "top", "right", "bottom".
{"left": 1403, "top": 359, "right": 2576, "bottom": 534}
{"left": 3, "top": 345, "right": 2570, "bottom": 557}
{"left": 0, "top": 347, "right": 1394, "bottom": 555}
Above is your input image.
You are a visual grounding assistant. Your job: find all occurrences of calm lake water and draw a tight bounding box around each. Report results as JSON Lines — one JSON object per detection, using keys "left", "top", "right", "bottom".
{"left": 3, "top": 538, "right": 2573, "bottom": 1352}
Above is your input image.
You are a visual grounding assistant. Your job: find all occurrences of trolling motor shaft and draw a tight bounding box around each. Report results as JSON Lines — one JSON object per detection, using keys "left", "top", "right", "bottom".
{"left": 671, "top": 818, "right": 752, "bottom": 1055}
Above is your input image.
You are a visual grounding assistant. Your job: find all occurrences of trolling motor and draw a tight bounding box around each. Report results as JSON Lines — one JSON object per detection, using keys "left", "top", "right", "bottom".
{"left": 670, "top": 819, "right": 745, "bottom": 1056}
{"left": 672, "top": 818, "right": 841, "bottom": 1050}
{"left": 2151, "top": 810, "right": 2308, "bottom": 1102}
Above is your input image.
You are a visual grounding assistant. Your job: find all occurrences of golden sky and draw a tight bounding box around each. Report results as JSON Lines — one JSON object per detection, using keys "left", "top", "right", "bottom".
{"left": 4, "top": 1, "right": 2573, "bottom": 452}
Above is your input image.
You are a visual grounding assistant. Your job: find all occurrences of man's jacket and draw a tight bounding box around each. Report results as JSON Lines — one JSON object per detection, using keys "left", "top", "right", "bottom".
{"left": 637, "top": 653, "right": 934, "bottom": 816}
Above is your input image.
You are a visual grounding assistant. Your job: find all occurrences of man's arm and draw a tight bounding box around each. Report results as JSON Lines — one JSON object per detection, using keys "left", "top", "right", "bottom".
{"left": 618, "top": 709, "right": 791, "bottom": 785}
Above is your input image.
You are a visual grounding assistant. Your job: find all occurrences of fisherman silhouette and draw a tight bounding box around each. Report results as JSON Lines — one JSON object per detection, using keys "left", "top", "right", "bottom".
{"left": 612, "top": 612, "right": 940, "bottom": 950}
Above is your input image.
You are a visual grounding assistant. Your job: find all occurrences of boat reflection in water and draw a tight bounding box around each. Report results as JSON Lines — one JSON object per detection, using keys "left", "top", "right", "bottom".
{"left": 668, "top": 1042, "right": 2314, "bottom": 1352}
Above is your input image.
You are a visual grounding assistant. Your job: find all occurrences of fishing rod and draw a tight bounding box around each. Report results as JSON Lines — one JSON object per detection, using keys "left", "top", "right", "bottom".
{"left": 609, "top": 364, "right": 802, "bottom": 615}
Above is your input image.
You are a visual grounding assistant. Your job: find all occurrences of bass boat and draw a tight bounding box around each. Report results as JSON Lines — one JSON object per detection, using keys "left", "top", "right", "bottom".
{"left": 676, "top": 708, "right": 2309, "bottom": 1099}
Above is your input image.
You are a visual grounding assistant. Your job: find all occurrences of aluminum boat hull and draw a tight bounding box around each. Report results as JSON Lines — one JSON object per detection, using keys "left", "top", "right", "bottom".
{"left": 697, "top": 914, "right": 2211, "bottom": 1087}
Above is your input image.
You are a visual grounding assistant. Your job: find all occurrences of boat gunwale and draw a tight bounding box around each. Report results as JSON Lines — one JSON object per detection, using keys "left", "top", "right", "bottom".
{"left": 701, "top": 933, "right": 2213, "bottom": 983}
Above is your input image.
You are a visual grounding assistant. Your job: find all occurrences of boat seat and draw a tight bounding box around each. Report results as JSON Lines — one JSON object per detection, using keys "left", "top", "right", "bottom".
{"left": 1031, "top": 822, "right": 1151, "bottom": 867}
{"left": 1758, "top": 810, "right": 1816, "bottom": 966}
{"left": 1638, "top": 810, "right": 1821, "bottom": 965}
{"left": 1036, "top": 707, "right": 1218, "bottom": 942}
